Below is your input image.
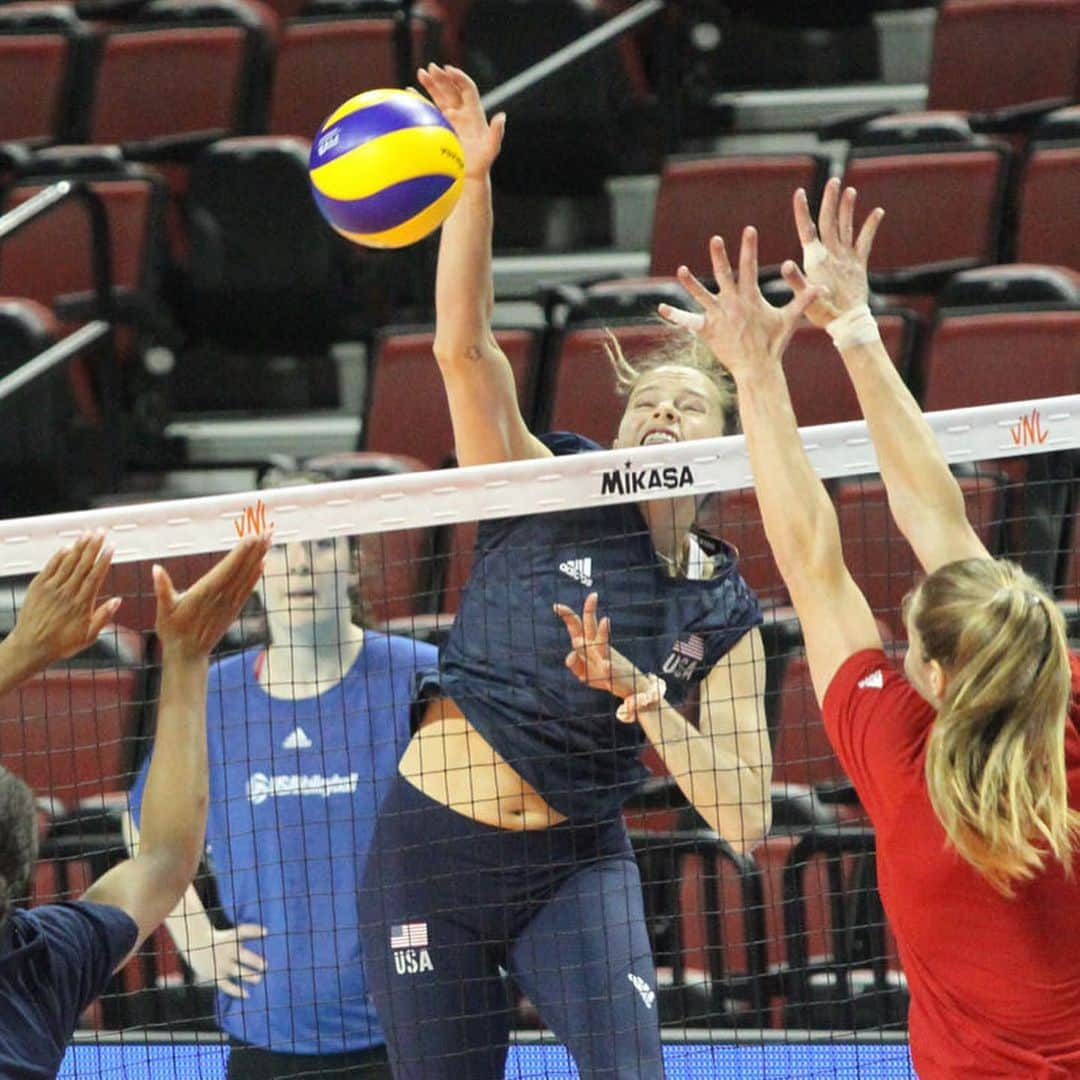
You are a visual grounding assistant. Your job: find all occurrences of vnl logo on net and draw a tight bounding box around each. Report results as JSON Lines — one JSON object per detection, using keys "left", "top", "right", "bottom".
{"left": 1009, "top": 407, "right": 1049, "bottom": 448}
{"left": 234, "top": 500, "right": 275, "bottom": 538}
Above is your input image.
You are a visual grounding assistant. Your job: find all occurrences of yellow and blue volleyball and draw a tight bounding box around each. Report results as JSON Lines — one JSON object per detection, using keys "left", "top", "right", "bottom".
{"left": 308, "top": 89, "right": 465, "bottom": 249}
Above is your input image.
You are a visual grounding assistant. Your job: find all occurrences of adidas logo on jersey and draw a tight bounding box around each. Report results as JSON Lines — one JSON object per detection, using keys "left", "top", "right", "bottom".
{"left": 282, "top": 726, "right": 313, "bottom": 750}
{"left": 559, "top": 557, "right": 593, "bottom": 587}
{"left": 857, "top": 670, "right": 884, "bottom": 690}
{"left": 628, "top": 972, "right": 656, "bottom": 1009}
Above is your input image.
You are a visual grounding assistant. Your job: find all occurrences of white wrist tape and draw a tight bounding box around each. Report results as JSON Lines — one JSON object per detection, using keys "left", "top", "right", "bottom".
{"left": 825, "top": 304, "right": 880, "bottom": 351}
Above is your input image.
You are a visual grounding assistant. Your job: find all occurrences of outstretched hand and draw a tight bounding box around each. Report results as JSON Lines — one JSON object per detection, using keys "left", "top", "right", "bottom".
{"left": 9, "top": 532, "right": 120, "bottom": 670}
{"left": 554, "top": 593, "right": 664, "bottom": 723}
{"left": 154, "top": 535, "right": 270, "bottom": 660}
{"left": 781, "top": 177, "right": 885, "bottom": 327}
{"left": 416, "top": 63, "right": 505, "bottom": 180}
{"left": 657, "top": 226, "right": 821, "bottom": 380}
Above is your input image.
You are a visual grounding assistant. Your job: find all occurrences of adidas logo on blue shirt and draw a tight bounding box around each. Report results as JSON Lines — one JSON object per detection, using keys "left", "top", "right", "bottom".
{"left": 559, "top": 557, "right": 593, "bottom": 587}
{"left": 282, "top": 726, "right": 313, "bottom": 750}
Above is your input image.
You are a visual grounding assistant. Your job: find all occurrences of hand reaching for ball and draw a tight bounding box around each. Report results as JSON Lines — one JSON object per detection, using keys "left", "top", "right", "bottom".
{"left": 417, "top": 64, "right": 506, "bottom": 180}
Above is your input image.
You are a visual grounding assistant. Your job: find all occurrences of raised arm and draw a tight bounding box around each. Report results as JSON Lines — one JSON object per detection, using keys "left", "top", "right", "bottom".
{"left": 0, "top": 533, "right": 120, "bottom": 695}
{"left": 417, "top": 64, "right": 550, "bottom": 466}
{"left": 658, "top": 229, "right": 883, "bottom": 701}
{"left": 83, "top": 536, "right": 268, "bottom": 966}
{"left": 783, "top": 178, "right": 989, "bottom": 573}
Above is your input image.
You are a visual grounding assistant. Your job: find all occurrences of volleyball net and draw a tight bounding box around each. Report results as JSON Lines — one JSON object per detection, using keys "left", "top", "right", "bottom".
{"left": 2, "top": 393, "right": 1078, "bottom": 1079}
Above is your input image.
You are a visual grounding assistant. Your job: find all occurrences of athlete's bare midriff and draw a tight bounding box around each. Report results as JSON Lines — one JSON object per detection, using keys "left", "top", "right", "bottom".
{"left": 398, "top": 697, "right": 568, "bottom": 831}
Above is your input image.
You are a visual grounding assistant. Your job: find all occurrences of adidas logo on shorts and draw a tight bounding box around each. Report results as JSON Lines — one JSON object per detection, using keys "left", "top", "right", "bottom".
{"left": 559, "top": 557, "right": 593, "bottom": 587}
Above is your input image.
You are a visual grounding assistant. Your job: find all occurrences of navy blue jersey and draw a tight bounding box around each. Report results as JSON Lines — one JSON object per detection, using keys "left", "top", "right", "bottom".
{"left": 0, "top": 901, "right": 137, "bottom": 1079}
{"left": 129, "top": 631, "right": 436, "bottom": 1055}
{"left": 431, "top": 432, "right": 763, "bottom": 820}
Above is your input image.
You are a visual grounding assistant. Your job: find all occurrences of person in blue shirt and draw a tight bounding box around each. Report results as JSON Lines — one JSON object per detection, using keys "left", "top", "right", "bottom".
{"left": 0, "top": 530, "right": 268, "bottom": 1080}
{"left": 124, "top": 470, "right": 438, "bottom": 1080}
{"left": 354, "top": 66, "right": 807, "bottom": 1080}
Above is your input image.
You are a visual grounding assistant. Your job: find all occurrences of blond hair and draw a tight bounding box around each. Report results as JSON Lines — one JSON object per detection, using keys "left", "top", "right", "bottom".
{"left": 604, "top": 327, "right": 739, "bottom": 435}
{"left": 912, "top": 558, "right": 1078, "bottom": 895}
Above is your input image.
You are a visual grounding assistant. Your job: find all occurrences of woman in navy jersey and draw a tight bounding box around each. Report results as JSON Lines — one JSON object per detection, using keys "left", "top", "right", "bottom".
{"left": 0, "top": 532, "right": 267, "bottom": 1080}
{"left": 125, "top": 471, "right": 437, "bottom": 1080}
{"left": 655, "top": 178, "right": 1080, "bottom": 1078}
{"left": 354, "top": 66, "right": 815, "bottom": 1080}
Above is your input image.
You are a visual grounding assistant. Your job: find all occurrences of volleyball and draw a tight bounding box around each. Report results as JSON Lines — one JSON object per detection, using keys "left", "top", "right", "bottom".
{"left": 308, "top": 89, "right": 465, "bottom": 249}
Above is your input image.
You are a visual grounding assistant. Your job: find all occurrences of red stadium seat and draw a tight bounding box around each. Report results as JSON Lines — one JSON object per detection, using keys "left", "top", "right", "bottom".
{"left": 544, "top": 321, "right": 680, "bottom": 448}
{"left": 779, "top": 306, "right": 917, "bottom": 429}
{"left": 920, "top": 310, "right": 1080, "bottom": 411}
{"left": 841, "top": 141, "right": 1013, "bottom": 287}
{"left": 0, "top": 663, "right": 142, "bottom": 806}
{"left": 834, "top": 473, "right": 1007, "bottom": 633}
{"left": 269, "top": 2, "right": 437, "bottom": 137}
{"left": 1013, "top": 107, "right": 1080, "bottom": 270}
{"left": 0, "top": 4, "right": 89, "bottom": 146}
{"left": 650, "top": 155, "right": 830, "bottom": 278}
{"left": 696, "top": 489, "right": 787, "bottom": 606}
{"left": 80, "top": 0, "right": 277, "bottom": 152}
{"left": 364, "top": 327, "right": 538, "bottom": 468}
{"left": 926, "top": 0, "right": 1080, "bottom": 116}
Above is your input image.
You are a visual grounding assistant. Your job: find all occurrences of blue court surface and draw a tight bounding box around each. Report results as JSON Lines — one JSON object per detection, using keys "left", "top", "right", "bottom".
{"left": 61, "top": 1037, "right": 915, "bottom": 1078}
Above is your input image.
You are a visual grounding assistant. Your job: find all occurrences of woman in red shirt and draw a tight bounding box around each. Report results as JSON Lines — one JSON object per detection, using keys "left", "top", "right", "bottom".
{"left": 560, "top": 177, "right": 1080, "bottom": 1077}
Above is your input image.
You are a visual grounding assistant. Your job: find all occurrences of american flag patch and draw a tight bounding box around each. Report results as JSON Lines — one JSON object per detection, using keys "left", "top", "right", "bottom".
{"left": 390, "top": 922, "right": 428, "bottom": 949}
{"left": 672, "top": 634, "right": 705, "bottom": 661}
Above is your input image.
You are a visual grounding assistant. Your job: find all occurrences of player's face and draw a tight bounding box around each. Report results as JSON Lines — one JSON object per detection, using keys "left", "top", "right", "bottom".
{"left": 260, "top": 538, "right": 355, "bottom": 626}
{"left": 613, "top": 366, "right": 728, "bottom": 450}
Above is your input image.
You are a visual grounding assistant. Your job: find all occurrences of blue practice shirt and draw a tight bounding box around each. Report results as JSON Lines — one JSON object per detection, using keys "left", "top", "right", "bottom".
{"left": 129, "top": 631, "right": 436, "bottom": 1055}
{"left": 0, "top": 901, "right": 137, "bottom": 1079}
{"left": 430, "top": 432, "right": 763, "bottom": 821}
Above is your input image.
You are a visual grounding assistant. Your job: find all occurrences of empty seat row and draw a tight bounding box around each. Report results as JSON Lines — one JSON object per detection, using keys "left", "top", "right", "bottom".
{"left": 651, "top": 107, "right": 1080, "bottom": 284}
{"left": 0, "top": 0, "right": 437, "bottom": 153}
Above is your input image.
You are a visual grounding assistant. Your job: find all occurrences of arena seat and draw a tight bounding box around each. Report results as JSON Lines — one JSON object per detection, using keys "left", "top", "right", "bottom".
{"left": 926, "top": 0, "right": 1080, "bottom": 119}
{"left": 78, "top": 0, "right": 276, "bottom": 154}
{"left": 834, "top": 472, "right": 1007, "bottom": 634}
{"left": 0, "top": 147, "right": 171, "bottom": 423}
{"left": 1013, "top": 107, "right": 1080, "bottom": 270}
{"left": 0, "top": 657, "right": 143, "bottom": 807}
{"left": 0, "top": 297, "right": 74, "bottom": 517}
{"left": 632, "top": 829, "right": 772, "bottom": 1028}
{"left": 779, "top": 826, "right": 908, "bottom": 1030}
{"left": 649, "top": 154, "right": 830, "bottom": 279}
{"left": 542, "top": 321, "right": 680, "bottom": 447}
{"left": 173, "top": 136, "right": 368, "bottom": 411}
{"left": 840, "top": 139, "right": 1014, "bottom": 296}
{"left": 363, "top": 326, "right": 539, "bottom": 467}
{"left": 0, "top": 4, "right": 90, "bottom": 147}
{"left": 268, "top": 0, "right": 439, "bottom": 138}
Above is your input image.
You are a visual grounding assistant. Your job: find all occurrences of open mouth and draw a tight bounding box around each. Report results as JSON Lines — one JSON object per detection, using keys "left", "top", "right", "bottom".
{"left": 641, "top": 429, "right": 678, "bottom": 446}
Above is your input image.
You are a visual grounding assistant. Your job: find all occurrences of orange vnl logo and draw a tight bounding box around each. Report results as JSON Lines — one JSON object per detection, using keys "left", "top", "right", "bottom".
{"left": 234, "top": 499, "right": 274, "bottom": 538}
{"left": 1009, "top": 407, "right": 1049, "bottom": 448}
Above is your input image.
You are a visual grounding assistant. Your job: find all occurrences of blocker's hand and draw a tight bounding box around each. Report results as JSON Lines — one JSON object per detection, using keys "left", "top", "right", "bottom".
{"left": 417, "top": 63, "right": 505, "bottom": 180}
{"left": 782, "top": 177, "right": 885, "bottom": 327}
{"left": 154, "top": 535, "right": 270, "bottom": 661}
{"left": 657, "top": 226, "right": 821, "bottom": 381}
{"left": 8, "top": 532, "right": 120, "bottom": 671}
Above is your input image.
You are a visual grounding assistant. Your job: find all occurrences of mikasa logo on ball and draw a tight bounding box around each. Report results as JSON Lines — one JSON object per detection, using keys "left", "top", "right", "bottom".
{"left": 317, "top": 127, "right": 340, "bottom": 157}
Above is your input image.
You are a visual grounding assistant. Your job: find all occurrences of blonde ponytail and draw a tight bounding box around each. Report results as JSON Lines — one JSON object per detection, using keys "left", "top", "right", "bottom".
{"left": 914, "top": 559, "right": 1078, "bottom": 895}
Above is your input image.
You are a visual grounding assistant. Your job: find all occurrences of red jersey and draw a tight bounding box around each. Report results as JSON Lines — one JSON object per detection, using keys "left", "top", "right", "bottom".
{"left": 823, "top": 650, "right": 1080, "bottom": 1079}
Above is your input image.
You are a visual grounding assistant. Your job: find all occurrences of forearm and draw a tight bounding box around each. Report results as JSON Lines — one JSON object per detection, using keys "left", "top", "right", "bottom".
{"left": 736, "top": 363, "right": 843, "bottom": 585}
{"left": 839, "top": 334, "right": 967, "bottom": 528}
{"left": 137, "top": 648, "right": 210, "bottom": 889}
{"left": 0, "top": 634, "right": 47, "bottom": 695}
{"left": 433, "top": 175, "right": 497, "bottom": 367}
{"left": 637, "top": 702, "right": 771, "bottom": 849}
